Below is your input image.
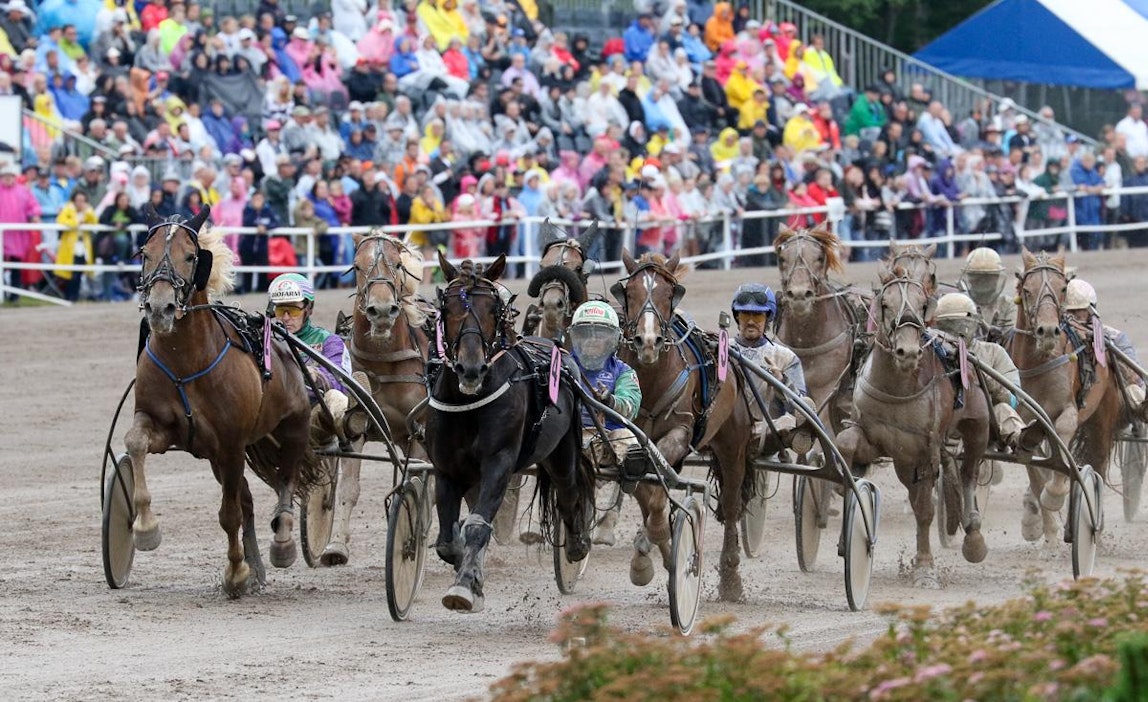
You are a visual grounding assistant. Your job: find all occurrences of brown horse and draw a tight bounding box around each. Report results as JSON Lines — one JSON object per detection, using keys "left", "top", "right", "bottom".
{"left": 884, "top": 242, "right": 940, "bottom": 296}
{"left": 1006, "top": 248, "right": 1122, "bottom": 542}
{"left": 315, "top": 233, "right": 431, "bottom": 566}
{"left": 837, "top": 268, "right": 991, "bottom": 587}
{"left": 774, "top": 227, "right": 868, "bottom": 431}
{"left": 129, "top": 207, "right": 316, "bottom": 597}
{"left": 523, "top": 221, "right": 600, "bottom": 340}
{"left": 612, "top": 250, "right": 752, "bottom": 601}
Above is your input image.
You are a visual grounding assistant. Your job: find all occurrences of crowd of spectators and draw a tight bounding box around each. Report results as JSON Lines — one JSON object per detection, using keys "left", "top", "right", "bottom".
{"left": 2, "top": 0, "right": 1148, "bottom": 302}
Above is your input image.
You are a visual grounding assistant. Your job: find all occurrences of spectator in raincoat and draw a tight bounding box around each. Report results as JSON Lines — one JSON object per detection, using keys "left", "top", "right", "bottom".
{"left": 55, "top": 189, "right": 97, "bottom": 301}
{"left": 704, "top": 2, "right": 734, "bottom": 52}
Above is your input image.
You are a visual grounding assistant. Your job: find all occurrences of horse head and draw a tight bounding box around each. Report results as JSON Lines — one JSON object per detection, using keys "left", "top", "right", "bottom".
{"left": 884, "top": 242, "right": 937, "bottom": 295}
{"left": 138, "top": 205, "right": 213, "bottom": 335}
{"left": 876, "top": 266, "right": 930, "bottom": 373}
{"left": 775, "top": 226, "right": 843, "bottom": 318}
{"left": 528, "top": 232, "right": 590, "bottom": 337}
{"left": 437, "top": 252, "right": 510, "bottom": 395}
{"left": 611, "top": 248, "right": 687, "bottom": 366}
{"left": 1016, "top": 246, "right": 1068, "bottom": 357}
{"left": 354, "top": 233, "right": 422, "bottom": 339}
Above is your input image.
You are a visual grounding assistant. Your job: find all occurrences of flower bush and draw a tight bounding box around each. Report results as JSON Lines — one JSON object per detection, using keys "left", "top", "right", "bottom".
{"left": 491, "top": 573, "right": 1148, "bottom": 701}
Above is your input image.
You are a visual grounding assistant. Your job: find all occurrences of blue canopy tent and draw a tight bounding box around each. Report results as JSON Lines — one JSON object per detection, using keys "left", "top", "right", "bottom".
{"left": 914, "top": 0, "right": 1148, "bottom": 90}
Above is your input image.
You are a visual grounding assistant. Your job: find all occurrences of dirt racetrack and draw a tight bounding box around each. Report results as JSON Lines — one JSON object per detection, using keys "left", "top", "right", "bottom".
{"left": 3, "top": 248, "right": 1148, "bottom": 701}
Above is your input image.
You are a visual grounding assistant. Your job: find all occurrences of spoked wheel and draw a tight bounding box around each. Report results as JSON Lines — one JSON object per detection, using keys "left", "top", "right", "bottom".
{"left": 668, "top": 495, "right": 705, "bottom": 636}
{"left": 843, "top": 478, "right": 879, "bottom": 611}
{"left": 1070, "top": 466, "right": 1102, "bottom": 579}
{"left": 935, "top": 452, "right": 961, "bottom": 550}
{"left": 553, "top": 518, "right": 589, "bottom": 595}
{"left": 102, "top": 454, "right": 136, "bottom": 589}
{"left": 300, "top": 455, "right": 339, "bottom": 567}
{"left": 386, "top": 477, "right": 428, "bottom": 621}
{"left": 740, "top": 469, "right": 770, "bottom": 558}
{"left": 1117, "top": 423, "right": 1146, "bottom": 522}
{"left": 794, "top": 475, "right": 823, "bottom": 572}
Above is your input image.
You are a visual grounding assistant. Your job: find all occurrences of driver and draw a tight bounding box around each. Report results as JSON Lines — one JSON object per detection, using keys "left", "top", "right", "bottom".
{"left": 960, "top": 247, "right": 1016, "bottom": 341}
{"left": 569, "top": 300, "right": 642, "bottom": 547}
{"left": 729, "top": 283, "right": 812, "bottom": 455}
{"left": 267, "top": 273, "right": 353, "bottom": 443}
{"left": 1065, "top": 279, "right": 1147, "bottom": 419}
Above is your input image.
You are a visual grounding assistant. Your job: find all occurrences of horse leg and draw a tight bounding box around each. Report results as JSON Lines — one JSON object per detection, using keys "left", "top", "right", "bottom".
{"left": 321, "top": 449, "right": 362, "bottom": 567}
{"left": 269, "top": 434, "right": 305, "bottom": 569}
{"left": 629, "top": 426, "right": 688, "bottom": 587}
{"left": 1040, "top": 408, "right": 1080, "bottom": 511}
{"left": 434, "top": 474, "right": 465, "bottom": 567}
{"left": 958, "top": 445, "right": 988, "bottom": 564}
{"left": 897, "top": 459, "right": 940, "bottom": 589}
{"left": 124, "top": 414, "right": 164, "bottom": 551}
{"left": 217, "top": 453, "right": 250, "bottom": 598}
{"left": 543, "top": 427, "right": 592, "bottom": 563}
{"left": 714, "top": 441, "right": 748, "bottom": 603}
{"left": 442, "top": 452, "right": 515, "bottom": 613}
{"left": 240, "top": 476, "right": 266, "bottom": 589}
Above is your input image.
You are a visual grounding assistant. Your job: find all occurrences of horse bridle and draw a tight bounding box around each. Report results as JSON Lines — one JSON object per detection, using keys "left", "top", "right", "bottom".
{"left": 777, "top": 233, "right": 837, "bottom": 302}
{"left": 538, "top": 241, "right": 583, "bottom": 306}
{"left": 1016, "top": 262, "right": 1067, "bottom": 337}
{"left": 610, "top": 262, "right": 685, "bottom": 354}
{"left": 136, "top": 217, "right": 212, "bottom": 312}
{"left": 888, "top": 248, "right": 937, "bottom": 291}
{"left": 436, "top": 274, "right": 514, "bottom": 367}
{"left": 354, "top": 236, "right": 418, "bottom": 315}
{"left": 874, "top": 276, "right": 929, "bottom": 354}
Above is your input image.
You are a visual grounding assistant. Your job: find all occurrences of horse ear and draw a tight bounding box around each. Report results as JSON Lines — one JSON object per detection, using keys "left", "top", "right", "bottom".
{"left": 576, "top": 220, "right": 601, "bottom": 253}
{"left": 484, "top": 254, "right": 507, "bottom": 282}
{"left": 188, "top": 205, "right": 211, "bottom": 233}
{"left": 352, "top": 232, "right": 366, "bottom": 248}
{"left": 666, "top": 251, "right": 680, "bottom": 272}
{"left": 622, "top": 247, "right": 636, "bottom": 273}
{"left": 878, "top": 267, "right": 894, "bottom": 285}
{"left": 1050, "top": 245, "right": 1066, "bottom": 270}
{"left": 671, "top": 283, "right": 686, "bottom": 311}
{"left": 922, "top": 243, "right": 937, "bottom": 258}
{"left": 1021, "top": 246, "right": 1035, "bottom": 268}
{"left": 143, "top": 203, "right": 161, "bottom": 228}
{"left": 438, "top": 250, "right": 458, "bottom": 281}
{"left": 610, "top": 280, "right": 627, "bottom": 308}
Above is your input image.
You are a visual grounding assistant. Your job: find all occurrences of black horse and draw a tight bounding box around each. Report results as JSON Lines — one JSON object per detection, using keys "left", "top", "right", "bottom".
{"left": 426, "top": 253, "right": 595, "bottom": 612}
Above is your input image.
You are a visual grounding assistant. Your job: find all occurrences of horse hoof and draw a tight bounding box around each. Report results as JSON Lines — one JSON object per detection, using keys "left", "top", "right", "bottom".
{"left": 518, "top": 530, "right": 544, "bottom": 546}
{"left": 630, "top": 552, "right": 654, "bottom": 586}
{"left": 270, "top": 538, "right": 297, "bottom": 569}
{"left": 1021, "top": 493, "right": 1043, "bottom": 542}
{"left": 592, "top": 525, "right": 616, "bottom": 546}
{"left": 1039, "top": 486, "right": 1067, "bottom": 512}
{"left": 566, "top": 534, "right": 590, "bottom": 563}
{"left": 718, "top": 571, "right": 745, "bottom": 603}
{"left": 134, "top": 523, "right": 162, "bottom": 552}
{"left": 442, "top": 585, "right": 483, "bottom": 612}
{"left": 962, "top": 530, "right": 988, "bottom": 563}
{"left": 223, "top": 562, "right": 250, "bottom": 599}
{"left": 912, "top": 569, "right": 942, "bottom": 589}
{"left": 319, "top": 542, "right": 349, "bottom": 567}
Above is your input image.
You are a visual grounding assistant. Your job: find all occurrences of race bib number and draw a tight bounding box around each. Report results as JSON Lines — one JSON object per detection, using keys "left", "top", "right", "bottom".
{"left": 717, "top": 329, "right": 729, "bottom": 383}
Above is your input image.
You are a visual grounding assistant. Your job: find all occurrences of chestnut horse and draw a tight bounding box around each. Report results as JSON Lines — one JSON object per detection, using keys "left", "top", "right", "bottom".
{"left": 612, "top": 250, "right": 752, "bottom": 601}
{"left": 426, "top": 254, "right": 595, "bottom": 612}
{"left": 1006, "top": 248, "right": 1122, "bottom": 542}
{"left": 129, "top": 207, "right": 318, "bottom": 597}
{"left": 837, "top": 268, "right": 991, "bottom": 587}
{"left": 523, "top": 221, "right": 600, "bottom": 340}
{"left": 317, "top": 233, "right": 431, "bottom": 565}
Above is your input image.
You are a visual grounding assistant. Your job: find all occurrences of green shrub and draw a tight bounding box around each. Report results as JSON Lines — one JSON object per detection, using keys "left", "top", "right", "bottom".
{"left": 492, "top": 573, "right": 1148, "bottom": 701}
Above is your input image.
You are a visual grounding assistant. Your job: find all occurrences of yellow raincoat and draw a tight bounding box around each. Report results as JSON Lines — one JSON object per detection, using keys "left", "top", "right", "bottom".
{"left": 105, "top": 0, "right": 142, "bottom": 32}
{"left": 783, "top": 114, "right": 823, "bottom": 154}
{"left": 420, "top": 122, "right": 444, "bottom": 156}
{"left": 34, "top": 93, "right": 61, "bottom": 140}
{"left": 407, "top": 195, "right": 447, "bottom": 247}
{"left": 163, "top": 95, "right": 188, "bottom": 132}
{"left": 417, "top": 0, "right": 462, "bottom": 51}
{"left": 55, "top": 201, "right": 97, "bottom": 280}
{"left": 724, "top": 66, "right": 759, "bottom": 112}
{"left": 709, "top": 127, "right": 739, "bottom": 166}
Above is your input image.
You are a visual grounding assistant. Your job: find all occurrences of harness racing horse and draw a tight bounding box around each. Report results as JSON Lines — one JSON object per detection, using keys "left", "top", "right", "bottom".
{"left": 523, "top": 220, "right": 600, "bottom": 340}
{"left": 612, "top": 250, "right": 752, "bottom": 601}
{"left": 317, "top": 233, "right": 431, "bottom": 566}
{"left": 129, "top": 206, "right": 318, "bottom": 597}
{"left": 1006, "top": 248, "right": 1122, "bottom": 542}
{"left": 837, "top": 267, "right": 991, "bottom": 587}
{"left": 426, "top": 253, "right": 595, "bottom": 612}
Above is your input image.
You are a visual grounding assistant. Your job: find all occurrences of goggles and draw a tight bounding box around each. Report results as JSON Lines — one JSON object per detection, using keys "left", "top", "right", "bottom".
{"left": 273, "top": 305, "right": 306, "bottom": 319}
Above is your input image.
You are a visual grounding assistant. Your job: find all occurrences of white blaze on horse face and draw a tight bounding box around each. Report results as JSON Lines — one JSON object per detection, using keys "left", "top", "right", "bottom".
{"left": 637, "top": 272, "right": 662, "bottom": 362}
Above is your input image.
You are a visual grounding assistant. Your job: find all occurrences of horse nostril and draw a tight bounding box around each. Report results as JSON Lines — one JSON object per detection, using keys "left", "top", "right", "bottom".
{"left": 163, "top": 302, "right": 176, "bottom": 315}
{"left": 479, "top": 363, "right": 490, "bottom": 376}
{"left": 365, "top": 305, "right": 380, "bottom": 318}
{"left": 387, "top": 303, "right": 400, "bottom": 318}
{"left": 802, "top": 289, "right": 814, "bottom": 299}
{"left": 555, "top": 299, "right": 566, "bottom": 309}
{"left": 453, "top": 363, "right": 464, "bottom": 375}
{"left": 654, "top": 336, "right": 665, "bottom": 347}
{"left": 895, "top": 347, "right": 906, "bottom": 357}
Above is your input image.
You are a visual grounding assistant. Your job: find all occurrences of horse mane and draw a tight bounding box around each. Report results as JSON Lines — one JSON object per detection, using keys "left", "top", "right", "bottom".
{"left": 198, "top": 222, "right": 235, "bottom": 300}
{"left": 775, "top": 226, "right": 844, "bottom": 273}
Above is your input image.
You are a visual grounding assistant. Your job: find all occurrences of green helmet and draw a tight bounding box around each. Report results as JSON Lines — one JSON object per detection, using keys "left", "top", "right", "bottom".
{"left": 570, "top": 301, "right": 620, "bottom": 370}
{"left": 268, "top": 273, "right": 315, "bottom": 304}
{"left": 570, "top": 300, "right": 620, "bottom": 329}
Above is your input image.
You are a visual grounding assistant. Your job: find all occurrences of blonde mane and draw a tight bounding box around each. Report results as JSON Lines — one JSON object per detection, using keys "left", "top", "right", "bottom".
{"left": 775, "top": 226, "right": 845, "bottom": 274}
{"left": 198, "top": 222, "right": 236, "bottom": 300}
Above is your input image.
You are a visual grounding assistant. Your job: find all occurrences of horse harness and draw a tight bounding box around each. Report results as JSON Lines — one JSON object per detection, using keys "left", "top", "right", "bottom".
{"left": 136, "top": 217, "right": 213, "bottom": 313}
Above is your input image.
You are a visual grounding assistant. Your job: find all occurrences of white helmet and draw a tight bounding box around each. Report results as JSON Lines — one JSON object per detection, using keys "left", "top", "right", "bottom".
{"left": 1065, "top": 279, "right": 1097, "bottom": 311}
{"left": 268, "top": 273, "right": 314, "bottom": 304}
{"left": 965, "top": 247, "right": 1003, "bottom": 273}
{"left": 934, "top": 292, "right": 979, "bottom": 342}
{"left": 962, "top": 247, "right": 1005, "bottom": 307}
{"left": 570, "top": 301, "right": 620, "bottom": 370}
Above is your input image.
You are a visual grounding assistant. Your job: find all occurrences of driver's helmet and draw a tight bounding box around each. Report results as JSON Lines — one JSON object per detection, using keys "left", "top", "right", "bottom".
{"left": 731, "top": 282, "right": 777, "bottom": 318}
{"left": 933, "top": 292, "right": 979, "bottom": 343}
{"left": 569, "top": 300, "right": 620, "bottom": 371}
{"left": 961, "top": 247, "right": 1004, "bottom": 308}
{"left": 1065, "top": 279, "right": 1097, "bottom": 311}
{"left": 268, "top": 273, "right": 315, "bottom": 305}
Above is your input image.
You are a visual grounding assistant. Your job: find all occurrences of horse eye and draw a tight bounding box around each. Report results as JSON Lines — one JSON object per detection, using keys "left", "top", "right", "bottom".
{"left": 185, "top": 253, "right": 196, "bottom": 263}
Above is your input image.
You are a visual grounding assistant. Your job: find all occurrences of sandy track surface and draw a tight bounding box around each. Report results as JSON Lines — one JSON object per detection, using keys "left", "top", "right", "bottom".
{"left": 3, "top": 249, "right": 1148, "bottom": 701}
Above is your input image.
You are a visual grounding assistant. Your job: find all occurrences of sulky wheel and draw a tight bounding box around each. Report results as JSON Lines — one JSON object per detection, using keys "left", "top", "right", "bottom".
{"left": 300, "top": 455, "right": 339, "bottom": 567}
{"left": 935, "top": 452, "right": 962, "bottom": 550}
{"left": 1071, "top": 466, "right": 1102, "bottom": 579}
{"left": 1117, "top": 423, "right": 1146, "bottom": 522}
{"left": 843, "top": 478, "right": 879, "bottom": 612}
{"left": 740, "top": 469, "right": 770, "bottom": 558}
{"left": 387, "top": 477, "right": 428, "bottom": 621}
{"left": 668, "top": 495, "right": 705, "bottom": 636}
{"left": 553, "top": 518, "right": 589, "bottom": 595}
{"left": 794, "top": 475, "right": 822, "bottom": 572}
{"left": 102, "top": 454, "right": 136, "bottom": 589}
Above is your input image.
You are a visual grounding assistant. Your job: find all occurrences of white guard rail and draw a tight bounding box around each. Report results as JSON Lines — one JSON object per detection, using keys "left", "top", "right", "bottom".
{"left": 4, "top": 184, "right": 1148, "bottom": 307}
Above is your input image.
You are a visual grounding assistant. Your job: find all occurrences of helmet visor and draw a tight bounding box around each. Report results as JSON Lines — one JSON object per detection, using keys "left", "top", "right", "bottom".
{"left": 936, "top": 317, "right": 978, "bottom": 343}
{"left": 570, "top": 324, "right": 617, "bottom": 370}
{"left": 962, "top": 271, "right": 1004, "bottom": 308}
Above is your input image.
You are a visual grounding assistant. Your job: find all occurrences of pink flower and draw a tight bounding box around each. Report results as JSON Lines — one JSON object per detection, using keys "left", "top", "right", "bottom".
{"left": 869, "top": 677, "right": 911, "bottom": 701}
{"left": 1088, "top": 617, "right": 1108, "bottom": 627}
{"left": 1049, "top": 659, "right": 1065, "bottom": 671}
{"left": 1033, "top": 610, "right": 1053, "bottom": 622}
{"left": 968, "top": 649, "right": 989, "bottom": 664}
{"left": 913, "top": 663, "right": 952, "bottom": 683}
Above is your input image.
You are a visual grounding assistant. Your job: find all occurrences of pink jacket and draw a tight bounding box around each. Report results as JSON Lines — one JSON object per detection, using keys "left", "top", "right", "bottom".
{"left": 0, "top": 182, "right": 43, "bottom": 259}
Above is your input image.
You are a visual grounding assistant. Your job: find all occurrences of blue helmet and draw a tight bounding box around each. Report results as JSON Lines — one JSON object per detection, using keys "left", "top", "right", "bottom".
{"left": 731, "top": 283, "right": 777, "bottom": 318}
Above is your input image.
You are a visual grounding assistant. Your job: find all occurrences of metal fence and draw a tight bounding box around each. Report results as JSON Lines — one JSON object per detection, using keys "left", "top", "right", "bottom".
{"left": 6, "top": 185, "right": 1147, "bottom": 308}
